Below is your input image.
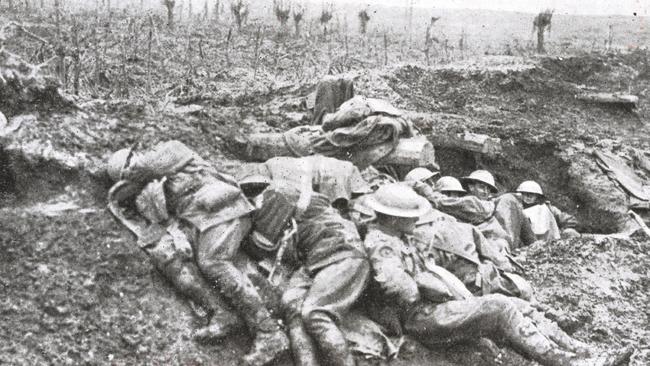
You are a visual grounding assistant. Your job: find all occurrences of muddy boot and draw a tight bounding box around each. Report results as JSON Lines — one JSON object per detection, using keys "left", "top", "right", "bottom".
{"left": 287, "top": 319, "right": 320, "bottom": 366}
{"left": 193, "top": 311, "right": 242, "bottom": 342}
{"left": 304, "top": 311, "right": 355, "bottom": 366}
{"left": 242, "top": 318, "right": 290, "bottom": 366}
{"left": 571, "top": 345, "right": 634, "bottom": 366}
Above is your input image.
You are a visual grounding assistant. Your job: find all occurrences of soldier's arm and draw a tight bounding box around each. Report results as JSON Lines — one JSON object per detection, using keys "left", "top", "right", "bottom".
{"left": 420, "top": 188, "right": 495, "bottom": 225}
{"left": 549, "top": 204, "right": 578, "bottom": 229}
{"left": 365, "top": 234, "right": 420, "bottom": 306}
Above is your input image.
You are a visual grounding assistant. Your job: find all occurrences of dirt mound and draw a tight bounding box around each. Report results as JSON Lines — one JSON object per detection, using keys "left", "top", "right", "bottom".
{"left": 0, "top": 49, "right": 648, "bottom": 365}
{"left": 523, "top": 235, "right": 650, "bottom": 365}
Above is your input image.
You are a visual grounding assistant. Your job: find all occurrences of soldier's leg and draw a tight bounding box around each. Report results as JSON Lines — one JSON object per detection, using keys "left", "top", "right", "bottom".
{"left": 158, "top": 257, "right": 243, "bottom": 340}
{"left": 281, "top": 267, "right": 320, "bottom": 366}
{"left": 301, "top": 257, "right": 370, "bottom": 366}
{"left": 510, "top": 297, "right": 591, "bottom": 356}
{"left": 493, "top": 193, "right": 535, "bottom": 249}
{"left": 194, "top": 217, "right": 288, "bottom": 365}
{"left": 404, "top": 294, "right": 579, "bottom": 366}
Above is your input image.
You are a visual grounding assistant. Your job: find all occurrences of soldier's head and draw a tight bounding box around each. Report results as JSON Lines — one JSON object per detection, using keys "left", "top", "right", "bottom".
{"left": 237, "top": 163, "right": 272, "bottom": 199}
{"left": 435, "top": 176, "right": 466, "bottom": 198}
{"left": 461, "top": 170, "right": 497, "bottom": 200}
{"left": 366, "top": 183, "right": 431, "bottom": 235}
{"left": 107, "top": 148, "right": 134, "bottom": 181}
{"left": 404, "top": 167, "right": 439, "bottom": 188}
{"left": 516, "top": 180, "right": 544, "bottom": 206}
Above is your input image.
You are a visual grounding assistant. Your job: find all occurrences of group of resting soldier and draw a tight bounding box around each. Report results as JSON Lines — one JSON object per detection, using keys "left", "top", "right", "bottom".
{"left": 105, "top": 140, "right": 632, "bottom": 366}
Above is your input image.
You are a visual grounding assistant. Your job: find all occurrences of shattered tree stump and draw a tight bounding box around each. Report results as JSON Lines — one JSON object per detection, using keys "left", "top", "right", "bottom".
{"left": 0, "top": 49, "right": 75, "bottom": 114}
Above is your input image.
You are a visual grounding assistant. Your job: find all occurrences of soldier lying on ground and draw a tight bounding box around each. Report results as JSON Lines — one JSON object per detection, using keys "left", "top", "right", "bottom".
{"left": 107, "top": 179, "right": 241, "bottom": 342}
{"left": 516, "top": 180, "right": 580, "bottom": 242}
{"left": 241, "top": 177, "right": 370, "bottom": 366}
{"left": 237, "top": 155, "right": 371, "bottom": 210}
{"left": 106, "top": 140, "right": 289, "bottom": 366}
{"left": 362, "top": 183, "right": 633, "bottom": 366}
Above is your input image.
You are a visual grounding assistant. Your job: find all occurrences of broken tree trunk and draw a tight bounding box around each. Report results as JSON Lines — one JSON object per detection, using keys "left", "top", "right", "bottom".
{"left": 407, "top": 112, "right": 503, "bottom": 156}
{"left": 575, "top": 92, "right": 638, "bottom": 109}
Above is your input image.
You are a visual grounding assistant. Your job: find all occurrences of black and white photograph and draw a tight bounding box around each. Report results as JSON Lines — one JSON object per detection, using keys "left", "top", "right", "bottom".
{"left": 0, "top": 0, "right": 648, "bottom": 365}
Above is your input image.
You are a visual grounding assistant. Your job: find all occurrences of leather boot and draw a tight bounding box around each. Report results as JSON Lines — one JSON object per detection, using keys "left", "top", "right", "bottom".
{"left": 193, "top": 311, "right": 242, "bottom": 342}
{"left": 287, "top": 319, "right": 320, "bottom": 366}
{"left": 570, "top": 345, "right": 634, "bottom": 366}
{"left": 242, "top": 317, "right": 290, "bottom": 366}
{"left": 304, "top": 311, "right": 355, "bottom": 366}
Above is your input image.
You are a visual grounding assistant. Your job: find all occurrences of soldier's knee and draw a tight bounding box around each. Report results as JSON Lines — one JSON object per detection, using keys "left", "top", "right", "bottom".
{"left": 281, "top": 288, "right": 305, "bottom": 319}
{"left": 175, "top": 264, "right": 199, "bottom": 291}
{"left": 195, "top": 254, "right": 227, "bottom": 273}
{"left": 483, "top": 294, "right": 517, "bottom": 315}
{"left": 301, "top": 306, "right": 322, "bottom": 328}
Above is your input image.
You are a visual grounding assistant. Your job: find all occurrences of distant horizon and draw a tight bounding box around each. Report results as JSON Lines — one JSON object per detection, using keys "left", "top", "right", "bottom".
{"left": 331, "top": 0, "right": 649, "bottom": 17}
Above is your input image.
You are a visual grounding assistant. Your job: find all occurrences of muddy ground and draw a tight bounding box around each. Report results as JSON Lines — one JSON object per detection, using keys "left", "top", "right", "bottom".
{"left": 0, "top": 49, "right": 649, "bottom": 365}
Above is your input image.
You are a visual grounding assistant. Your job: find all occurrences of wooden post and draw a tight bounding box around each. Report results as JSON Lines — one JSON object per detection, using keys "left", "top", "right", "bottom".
{"left": 225, "top": 27, "right": 232, "bottom": 66}
{"left": 383, "top": 31, "right": 388, "bottom": 65}
{"left": 72, "top": 17, "right": 80, "bottom": 95}
{"left": 146, "top": 26, "right": 152, "bottom": 94}
{"left": 252, "top": 25, "right": 262, "bottom": 79}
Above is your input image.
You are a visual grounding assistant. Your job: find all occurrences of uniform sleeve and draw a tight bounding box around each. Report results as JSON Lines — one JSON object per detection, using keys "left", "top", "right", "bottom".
{"left": 422, "top": 191, "right": 495, "bottom": 225}
{"left": 520, "top": 215, "right": 537, "bottom": 246}
{"left": 549, "top": 204, "right": 578, "bottom": 229}
{"left": 364, "top": 232, "right": 420, "bottom": 306}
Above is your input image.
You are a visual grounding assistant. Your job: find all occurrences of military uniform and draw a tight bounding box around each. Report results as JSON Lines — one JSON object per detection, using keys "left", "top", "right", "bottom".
{"left": 113, "top": 140, "right": 288, "bottom": 365}
{"left": 254, "top": 183, "right": 370, "bottom": 366}
{"left": 108, "top": 179, "right": 239, "bottom": 337}
{"left": 524, "top": 202, "right": 579, "bottom": 242}
{"left": 415, "top": 208, "right": 532, "bottom": 299}
{"left": 239, "top": 155, "right": 370, "bottom": 206}
{"left": 364, "top": 224, "right": 601, "bottom": 366}
{"left": 415, "top": 183, "right": 534, "bottom": 255}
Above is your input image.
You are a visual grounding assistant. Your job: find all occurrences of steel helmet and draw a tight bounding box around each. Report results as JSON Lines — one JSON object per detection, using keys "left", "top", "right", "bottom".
{"left": 461, "top": 170, "right": 497, "bottom": 193}
{"left": 404, "top": 167, "right": 439, "bottom": 183}
{"left": 516, "top": 180, "right": 544, "bottom": 196}
{"left": 366, "top": 183, "right": 432, "bottom": 218}
{"left": 435, "top": 176, "right": 466, "bottom": 193}
{"left": 107, "top": 148, "right": 132, "bottom": 181}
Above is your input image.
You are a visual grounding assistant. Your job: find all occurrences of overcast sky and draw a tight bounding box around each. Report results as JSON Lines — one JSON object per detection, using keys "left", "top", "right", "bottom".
{"left": 341, "top": 0, "right": 648, "bottom": 16}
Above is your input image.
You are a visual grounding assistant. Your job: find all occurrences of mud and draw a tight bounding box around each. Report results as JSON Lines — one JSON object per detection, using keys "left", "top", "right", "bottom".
{"left": 0, "top": 51, "right": 649, "bottom": 365}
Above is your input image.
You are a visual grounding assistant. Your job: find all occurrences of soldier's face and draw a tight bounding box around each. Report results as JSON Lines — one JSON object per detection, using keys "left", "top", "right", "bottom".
{"left": 467, "top": 182, "right": 491, "bottom": 200}
{"left": 394, "top": 216, "right": 418, "bottom": 235}
{"left": 443, "top": 191, "right": 464, "bottom": 198}
{"left": 522, "top": 193, "right": 540, "bottom": 205}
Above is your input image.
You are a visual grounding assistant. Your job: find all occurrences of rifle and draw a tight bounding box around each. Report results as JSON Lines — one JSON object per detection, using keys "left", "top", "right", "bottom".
{"left": 267, "top": 218, "right": 298, "bottom": 286}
